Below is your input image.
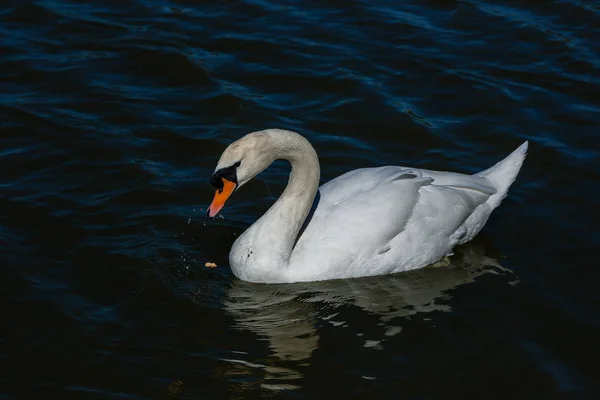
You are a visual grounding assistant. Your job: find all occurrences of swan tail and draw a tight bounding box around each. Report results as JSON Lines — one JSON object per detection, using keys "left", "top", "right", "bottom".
{"left": 475, "top": 141, "right": 528, "bottom": 210}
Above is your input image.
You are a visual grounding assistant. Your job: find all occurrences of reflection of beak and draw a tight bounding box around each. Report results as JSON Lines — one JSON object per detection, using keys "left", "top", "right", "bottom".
{"left": 207, "top": 178, "right": 237, "bottom": 218}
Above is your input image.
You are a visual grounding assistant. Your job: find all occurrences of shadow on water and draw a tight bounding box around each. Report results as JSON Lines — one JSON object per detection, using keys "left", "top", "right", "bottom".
{"left": 195, "top": 235, "right": 514, "bottom": 391}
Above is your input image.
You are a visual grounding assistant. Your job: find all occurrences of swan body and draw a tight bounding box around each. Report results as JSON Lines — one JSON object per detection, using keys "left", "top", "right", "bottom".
{"left": 207, "top": 129, "right": 527, "bottom": 283}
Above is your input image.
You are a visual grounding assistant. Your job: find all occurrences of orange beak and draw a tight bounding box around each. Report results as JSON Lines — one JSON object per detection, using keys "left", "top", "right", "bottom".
{"left": 207, "top": 178, "right": 236, "bottom": 218}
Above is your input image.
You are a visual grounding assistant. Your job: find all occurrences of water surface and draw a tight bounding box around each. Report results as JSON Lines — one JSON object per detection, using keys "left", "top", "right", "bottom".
{"left": 2, "top": 0, "right": 600, "bottom": 398}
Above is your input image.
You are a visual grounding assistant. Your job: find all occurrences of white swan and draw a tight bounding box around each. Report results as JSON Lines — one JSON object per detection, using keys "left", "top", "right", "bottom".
{"left": 207, "top": 129, "right": 527, "bottom": 284}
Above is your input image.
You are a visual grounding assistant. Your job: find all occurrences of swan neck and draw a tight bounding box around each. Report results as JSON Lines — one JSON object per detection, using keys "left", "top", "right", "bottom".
{"left": 274, "top": 134, "right": 321, "bottom": 257}
{"left": 240, "top": 131, "right": 320, "bottom": 273}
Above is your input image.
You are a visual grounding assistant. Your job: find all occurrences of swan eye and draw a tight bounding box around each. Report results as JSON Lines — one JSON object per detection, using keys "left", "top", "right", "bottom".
{"left": 211, "top": 164, "right": 239, "bottom": 189}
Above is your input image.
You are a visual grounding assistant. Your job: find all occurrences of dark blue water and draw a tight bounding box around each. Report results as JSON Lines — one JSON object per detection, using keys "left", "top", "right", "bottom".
{"left": 2, "top": 0, "right": 600, "bottom": 398}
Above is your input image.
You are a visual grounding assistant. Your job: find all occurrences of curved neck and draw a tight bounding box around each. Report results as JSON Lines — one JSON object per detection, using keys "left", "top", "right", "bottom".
{"left": 241, "top": 130, "right": 320, "bottom": 271}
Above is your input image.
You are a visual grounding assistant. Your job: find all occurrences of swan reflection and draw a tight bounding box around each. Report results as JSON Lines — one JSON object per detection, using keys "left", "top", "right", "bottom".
{"left": 219, "top": 237, "right": 513, "bottom": 390}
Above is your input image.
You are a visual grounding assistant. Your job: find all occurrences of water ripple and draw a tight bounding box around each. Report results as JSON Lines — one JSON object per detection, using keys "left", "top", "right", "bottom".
{"left": 2, "top": 0, "right": 600, "bottom": 398}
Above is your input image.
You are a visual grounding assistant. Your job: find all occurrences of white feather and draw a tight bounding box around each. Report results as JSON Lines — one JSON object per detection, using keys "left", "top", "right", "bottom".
{"left": 212, "top": 129, "right": 527, "bottom": 283}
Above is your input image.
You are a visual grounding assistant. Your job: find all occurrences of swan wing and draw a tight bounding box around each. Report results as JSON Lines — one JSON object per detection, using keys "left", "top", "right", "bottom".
{"left": 288, "top": 167, "right": 429, "bottom": 279}
{"left": 288, "top": 166, "right": 494, "bottom": 281}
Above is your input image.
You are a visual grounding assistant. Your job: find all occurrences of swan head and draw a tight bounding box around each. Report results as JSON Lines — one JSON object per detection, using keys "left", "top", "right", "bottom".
{"left": 207, "top": 131, "right": 276, "bottom": 218}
